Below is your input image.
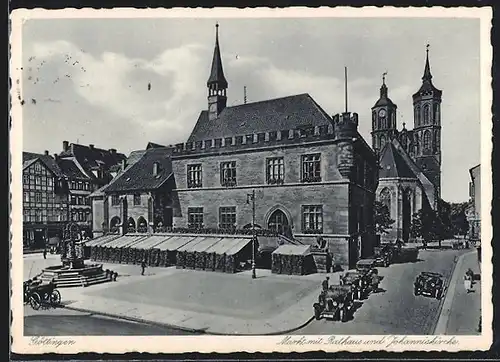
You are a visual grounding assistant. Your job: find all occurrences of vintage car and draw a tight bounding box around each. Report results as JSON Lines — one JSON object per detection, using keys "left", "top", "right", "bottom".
{"left": 373, "top": 244, "right": 396, "bottom": 267}
{"left": 413, "top": 271, "right": 445, "bottom": 299}
{"left": 356, "top": 259, "right": 379, "bottom": 277}
{"left": 313, "top": 284, "right": 354, "bottom": 322}
{"left": 339, "top": 271, "right": 366, "bottom": 300}
{"left": 23, "top": 279, "right": 61, "bottom": 310}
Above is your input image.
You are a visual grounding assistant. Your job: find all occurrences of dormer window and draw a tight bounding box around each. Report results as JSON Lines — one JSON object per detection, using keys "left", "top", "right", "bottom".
{"left": 153, "top": 162, "right": 160, "bottom": 176}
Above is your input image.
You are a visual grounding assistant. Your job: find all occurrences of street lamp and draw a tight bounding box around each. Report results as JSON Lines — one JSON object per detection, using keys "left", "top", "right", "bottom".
{"left": 246, "top": 189, "right": 257, "bottom": 279}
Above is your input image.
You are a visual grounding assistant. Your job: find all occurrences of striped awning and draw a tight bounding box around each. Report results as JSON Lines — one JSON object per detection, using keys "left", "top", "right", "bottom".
{"left": 85, "top": 234, "right": 120, "bottom": 247}
{"left": 154, "top": 236, "right": 197, "bottom": 251}
{"left": 226, "top": 238, "right": 252, "bottom": 256}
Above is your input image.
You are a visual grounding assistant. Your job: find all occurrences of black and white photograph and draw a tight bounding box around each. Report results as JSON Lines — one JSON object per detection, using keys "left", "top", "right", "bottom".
{"left": 10, "top": 7, "right": 493, "bottom": 354}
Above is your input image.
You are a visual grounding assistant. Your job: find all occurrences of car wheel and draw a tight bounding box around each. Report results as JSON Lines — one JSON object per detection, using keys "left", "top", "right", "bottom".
{"left": 341, "top": 308, "right": 348, "bottom": 322}
{"left": 313, "top": 303, "right": 321, "bottom": 320}
{"left": 436, "top": 289, "right": 442, "bottom": 300}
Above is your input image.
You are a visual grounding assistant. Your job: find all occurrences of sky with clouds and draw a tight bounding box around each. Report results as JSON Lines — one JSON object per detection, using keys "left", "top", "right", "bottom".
{"left": 20, "top": 16, "right": 481, "bottom": 202}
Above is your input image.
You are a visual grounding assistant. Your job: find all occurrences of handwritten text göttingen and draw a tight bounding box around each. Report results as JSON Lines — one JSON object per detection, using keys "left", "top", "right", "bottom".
{"left": 30, "top": 336, "right": 76, "bottom": 348}
{"left": 278, "top": 335, "right": 459, "bottom": 348}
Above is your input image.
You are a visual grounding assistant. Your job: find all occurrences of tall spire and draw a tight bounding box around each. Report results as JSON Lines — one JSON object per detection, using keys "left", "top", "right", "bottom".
{"left": 422, "top": 43, "right": 432, "bottom": 81}
{"left": 207, "top": 23, "right": 228, "bottom": 89}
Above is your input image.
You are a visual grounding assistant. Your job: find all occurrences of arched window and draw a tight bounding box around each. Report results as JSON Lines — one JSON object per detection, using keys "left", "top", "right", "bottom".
{"left": 372, "top": 111, "right": 376, "bottom": 129}
{"left": 380, "top": 135, "right": 386, "bottom": 149}
{"left": 379, "top": 187, "right": 391, "bottom": 218}
{"left": 433, "top": 103, "right": 439, "bottom": 124}
{"left": 414, "top": 105, "right": 420, "bottom": 126}
{"left": 127, "top": 217, "right": 136, "bottom": 233}
{"left": 137, "top": 216, "right": 148, "bottom": 233}
{"left": 423, "top": 130, "right": 431, "bottom": 151}
{"left": 414, "top": 133, "right": 420, "bottom": 155}
{"left": 423, "top": 104, "right": 430, "bottom": 124}
{"left": 110, "top": 216, "right": 121, "bottom": 233}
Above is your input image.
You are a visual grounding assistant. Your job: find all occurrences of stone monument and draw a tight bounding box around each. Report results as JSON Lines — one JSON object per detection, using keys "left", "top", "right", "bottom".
{"left": 40, "top": 222, "right": 110, "bottom": 288}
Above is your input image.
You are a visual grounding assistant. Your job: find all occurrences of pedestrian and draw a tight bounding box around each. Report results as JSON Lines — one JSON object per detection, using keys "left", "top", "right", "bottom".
{"left": 141, "top": 259, "right": 147, "bottom": 276}
{"left": 43, "top": 248, "right": 47, "bottom": 259}
{"left": 322, "top": 276, "right": 329, "bottom": 292}
{"left": 464, "top": 273, "right": 472, "bottom": 293}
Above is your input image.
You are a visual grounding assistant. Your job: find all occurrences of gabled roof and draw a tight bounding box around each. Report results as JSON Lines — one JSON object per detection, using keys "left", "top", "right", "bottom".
{"left": 378, "top": 141, "right": 416, "bottom": 179}
{"left": 22, "top": 152, "right": 64, "bottom": 177}
{"left": 59, "top": 143, "right": 126, "bottom": 174}
{"left": 103, "top": 147, "right": 173, "bottom": 193}
{"left": 57, "top": 158, "right": 90, "bottom": 179}
{"left": 187, "top": 93, "right": 333, "bottom": 142}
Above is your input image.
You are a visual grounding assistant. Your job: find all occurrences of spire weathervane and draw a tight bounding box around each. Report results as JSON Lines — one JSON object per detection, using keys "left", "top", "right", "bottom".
{"left": 382, "top": 71, "right": 388, "bottom": 85}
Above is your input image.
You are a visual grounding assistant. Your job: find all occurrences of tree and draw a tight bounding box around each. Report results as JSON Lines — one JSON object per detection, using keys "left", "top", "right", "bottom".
{"left": 373, "top": 201, "right": 395, "bottom": 235}
{"left": 450, "top": 202, "right": 470, "bottom": 237}
{"left": 410, "top": 208, "right": 448, "bottom": 248}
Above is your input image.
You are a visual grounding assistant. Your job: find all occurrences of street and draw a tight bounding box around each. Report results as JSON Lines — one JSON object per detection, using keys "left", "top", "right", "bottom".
{"left": 293, "top": 249, "right": 469, "bottom": 335}
{"left": 22, "top": 248, "right": 478, "bottom": 335}
{"left": 24, "top": 307, "right": 199, "bottom": 336}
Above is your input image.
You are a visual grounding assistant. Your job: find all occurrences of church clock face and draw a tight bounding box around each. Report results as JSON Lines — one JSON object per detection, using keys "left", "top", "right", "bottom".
{"left": 378, "top": 109, "right": 386, "bottom": 118}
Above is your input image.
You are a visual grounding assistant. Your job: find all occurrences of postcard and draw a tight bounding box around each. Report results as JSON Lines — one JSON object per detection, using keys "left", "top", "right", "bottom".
{"left": 10, "top": 6, "right": 493, "bottom": 354}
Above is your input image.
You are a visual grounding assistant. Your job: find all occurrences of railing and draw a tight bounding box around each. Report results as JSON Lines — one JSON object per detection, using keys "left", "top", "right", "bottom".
{"left": 151, "top": 226, "right": 279, "bottom": 237}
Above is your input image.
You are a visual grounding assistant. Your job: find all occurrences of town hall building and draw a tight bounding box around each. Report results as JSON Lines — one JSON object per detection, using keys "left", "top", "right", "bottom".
{"left": 371, "top": 47, "right": 442, "bottom": 243}
{"left": 90, "top": 24, "right": 379, "bottom": 270}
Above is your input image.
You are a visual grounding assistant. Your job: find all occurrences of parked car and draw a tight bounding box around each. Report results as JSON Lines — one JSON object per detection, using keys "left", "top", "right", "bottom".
{"left": 373, "top": 244, "right": 396, "bottom": 267}
{"left": 340, "top": 271, "right": 366, "bottom": 300}
{"left": 313, "top": 284, "right": 354, "bottom": 322}
{"left": 356, "top": 259, "right": 379, "bottom": 277}
{"left": 413, "top": 271, "right": 444, "bottom": 299}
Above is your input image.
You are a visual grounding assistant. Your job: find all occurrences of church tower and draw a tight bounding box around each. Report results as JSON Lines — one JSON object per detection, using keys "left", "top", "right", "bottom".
{"left": 207, "top": 23, "right": 228, "bottom": 121}
{"left": 371, "top": 73, "right": 398, "bottom": 151}
{"left": 412, "top": 45, "right": 442, "bottom": 198}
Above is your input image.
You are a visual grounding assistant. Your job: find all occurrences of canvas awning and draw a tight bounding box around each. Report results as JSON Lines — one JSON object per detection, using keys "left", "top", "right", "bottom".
{"left": 204, "top": 237, "right": 245, "bottom": 254}
{"left": 177, "top": 237, "right": 212, "bottom": 252}
{"left": 189, "top": 237, "right": 224, "bottom": 252}
{"left": 272, "top": 244, "right": 311, "bottom": 256}
{"left": 226, "top": 238, "right": 252, "bottom": 256}
{"left": 154, "top": 236, "right": 197, "bottom": 251}
{"left": 85, "top": 234, "right": 120, "bottom": 247}
{"left": 130, "top": 235, "right": 171, "bottom": 250}
{"left": 104, "top": 235, "right": 146, "bottom": 248}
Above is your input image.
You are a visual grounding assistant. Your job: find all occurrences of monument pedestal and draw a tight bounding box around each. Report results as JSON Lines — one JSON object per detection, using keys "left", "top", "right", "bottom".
{"left": 39, "top": 223, "right": 112, "bottom": 288}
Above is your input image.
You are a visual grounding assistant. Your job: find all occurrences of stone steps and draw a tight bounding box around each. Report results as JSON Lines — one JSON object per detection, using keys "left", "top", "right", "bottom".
{"left": 40, "top": 270, "right": 112, "bottom": 288}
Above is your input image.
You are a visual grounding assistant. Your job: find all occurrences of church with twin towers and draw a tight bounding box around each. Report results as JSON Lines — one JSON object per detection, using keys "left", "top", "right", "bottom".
{"left": 371, "top": 45, "right": 442, "bottom": 243}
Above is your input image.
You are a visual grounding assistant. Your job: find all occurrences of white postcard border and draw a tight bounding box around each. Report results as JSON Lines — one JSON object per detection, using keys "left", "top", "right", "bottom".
{"left": 10, "top": 6, "right": 494, "bottom": 354}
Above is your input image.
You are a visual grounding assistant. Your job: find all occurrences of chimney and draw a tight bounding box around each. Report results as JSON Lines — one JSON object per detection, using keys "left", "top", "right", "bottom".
{"left": 109, "top": 148, "right": 116, "bottom": 155}
{"left": 53, "top": 153, "right": 59, "bottom": 160}
{"left": 44, "top": 150, "right": 49, "bottom": 156}
{"left": 63, "top": 141, "right": 69, "bottom": 151}
{"left": 89, "top": 144, "right": 95, "bottom": 150}
{"left": 121, "top": 159, "right": 127, "bottom": 170}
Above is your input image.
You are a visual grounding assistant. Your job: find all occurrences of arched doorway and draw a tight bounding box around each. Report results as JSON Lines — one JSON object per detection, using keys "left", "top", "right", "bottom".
{"left": 110, "top": 216, "right": 121, "bottom": 233}
{"left": 402, "top": 188, "right": 412, "bottom": 243}
{"left": 127, "top": 217, "right": 136, "bottom": 233}
{"left": 267, "top": 209, "right": 292, "bottom": 239}
{"left": 137, "top": 216, "right": 148, "bottom": 233}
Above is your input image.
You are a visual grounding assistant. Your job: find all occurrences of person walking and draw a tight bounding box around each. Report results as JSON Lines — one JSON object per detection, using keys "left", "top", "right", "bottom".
{"left": 464, "top": 273, "right": 472, "bottom": 293}
{"left": 43, "top": 248, "right": 47, "bottom": 260}
{"left": 322, "top": 276, "right": 330, "bottom": 292}
{"left": 141, "top": 259, "right": 147, "bottom": 276}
